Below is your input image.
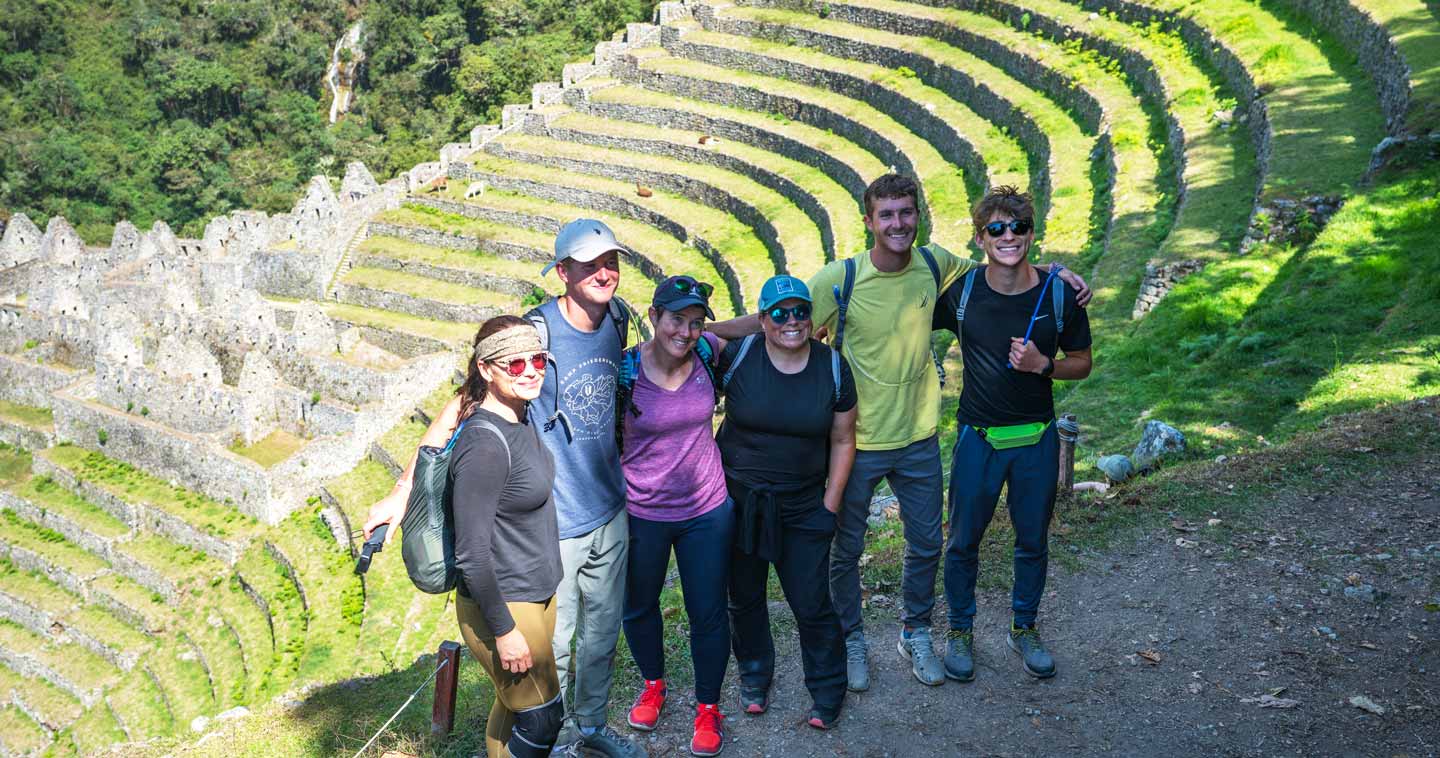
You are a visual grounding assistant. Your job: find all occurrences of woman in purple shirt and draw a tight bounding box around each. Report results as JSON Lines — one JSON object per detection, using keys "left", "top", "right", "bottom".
{"left": 619, "top": 276, "right": 732, "bottom": 757}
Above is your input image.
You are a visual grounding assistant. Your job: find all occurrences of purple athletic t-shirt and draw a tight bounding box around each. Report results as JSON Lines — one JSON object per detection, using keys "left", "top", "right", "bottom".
{"left": 621, "top": 335, "right": 729, "bottom": 522}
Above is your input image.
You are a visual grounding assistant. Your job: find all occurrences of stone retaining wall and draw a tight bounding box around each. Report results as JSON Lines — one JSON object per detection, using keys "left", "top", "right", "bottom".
{"left": 0, "top": 354, "right": 79, "bottom": 408}
{"left": 334, "top": 282, "right": 503, "bottom": 325}
{"left": 0, "top": 541, "right": 91, "bottom": 600}
{"left": 708, "top": 7, "right": 1057, "bottom": 228}
{"left": 678, "top": 12, "right": 994, "bottom": 196}
{"left": 611, "top": 53, "right": 932, "bottom": 233}
{"left": 405, "top": 196, "right": 667, "bottom": 283}
{"left": 1267, "top": 0, "right": 1409, "bottom": 135}
{"left": 366, "top": 221, "right": 549, "bottom": 263}
{"left": 1131, "top": 259, "right": 1203, "bottom": 319}
{"left": 0, "top": 645, "right": 99, "bottom": 707}
{"left": 0, "top": 586, "right": 141, "bottom": 672}
{"left": 446, "top": 166, "right": 750, "bottom": 313}
{"left": 353, "top": 253, "right": 538, "bottom": 298}
{"left": 531, "top": 121, "right": 839, "bottom": 261}
{"left": 51, "top": 388, "right": 278, "bottom": 524}
{"left": 0, "top": 490, "right": 124, "bottom": 569}
{"left": 484, "top": 141, "right": 793, "bottom": 277}
{"left": 0, "top": 418, "right": 51, "bottom": 450}
{"left": 569, "top": 90, "right": 869, "bottom": 207}
{"left": 30, "top": 454, "right": 243, "bottom": 566}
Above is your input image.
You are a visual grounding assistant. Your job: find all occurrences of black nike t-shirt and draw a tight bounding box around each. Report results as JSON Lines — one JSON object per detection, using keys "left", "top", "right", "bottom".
{"left": 716, "top": 338, "right": 857, "bottom": 490}
{"left": 932, "top": 267, "right": 1092, "bottom": 427}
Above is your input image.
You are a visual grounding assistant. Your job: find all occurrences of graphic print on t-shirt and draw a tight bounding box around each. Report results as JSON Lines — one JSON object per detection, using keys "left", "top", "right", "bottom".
{"left": 559, "top": 356, "right": 618, "bottom": 440}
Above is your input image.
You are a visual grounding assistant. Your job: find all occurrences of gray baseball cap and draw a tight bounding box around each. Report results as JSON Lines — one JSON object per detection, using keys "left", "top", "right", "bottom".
{"left": 542, "top": 218, "right": 627, "bottom": 276}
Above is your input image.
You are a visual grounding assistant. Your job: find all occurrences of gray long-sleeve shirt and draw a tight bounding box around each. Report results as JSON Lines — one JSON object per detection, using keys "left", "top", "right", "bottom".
{"left": 450, "top": 407, "right": 562, "bottom": 636}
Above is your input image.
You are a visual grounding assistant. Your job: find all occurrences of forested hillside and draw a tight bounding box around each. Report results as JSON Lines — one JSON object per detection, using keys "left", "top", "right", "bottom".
{"left": 0, "top": 0, "right": 654, "bottom": 242}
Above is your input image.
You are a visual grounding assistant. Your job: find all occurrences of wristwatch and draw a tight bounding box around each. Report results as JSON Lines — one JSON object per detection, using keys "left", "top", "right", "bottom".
{"left": 1040, "top": 356, "right": 1055, "bottom": 377}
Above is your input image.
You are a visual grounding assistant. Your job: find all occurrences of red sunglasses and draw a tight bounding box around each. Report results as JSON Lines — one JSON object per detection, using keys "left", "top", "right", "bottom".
{"left": 491, "top": 353, "right": 547, "bottom": 377}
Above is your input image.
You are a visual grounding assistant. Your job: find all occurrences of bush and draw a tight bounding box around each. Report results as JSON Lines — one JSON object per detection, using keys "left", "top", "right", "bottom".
{"left": 97, "top": 429, "right": 108, "bottom": 446}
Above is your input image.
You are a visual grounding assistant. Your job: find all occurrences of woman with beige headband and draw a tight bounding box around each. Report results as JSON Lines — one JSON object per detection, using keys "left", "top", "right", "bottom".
{"left": 450, "top": 315, "right": 565, "bottom": 757}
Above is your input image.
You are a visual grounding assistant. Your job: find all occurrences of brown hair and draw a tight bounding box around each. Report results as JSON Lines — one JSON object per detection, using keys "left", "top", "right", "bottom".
{"left": 457, "top": 314, "right": 533, "bottom": 423}
{"left": 862, "top": 173, "right": 920, "bottom": 216}
{"left": 971, "top": 185, "right": 1035, "bottom": 233}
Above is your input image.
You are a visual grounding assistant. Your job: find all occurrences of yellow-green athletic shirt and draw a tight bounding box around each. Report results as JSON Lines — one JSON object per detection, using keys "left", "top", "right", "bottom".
{"left": 808, "top": 245, "right": 976, "bottom": 451}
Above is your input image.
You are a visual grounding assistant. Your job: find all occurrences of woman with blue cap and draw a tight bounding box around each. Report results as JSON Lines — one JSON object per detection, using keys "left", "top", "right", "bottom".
{"left": 716, "top": 274, "right": 858, "bottom": 730}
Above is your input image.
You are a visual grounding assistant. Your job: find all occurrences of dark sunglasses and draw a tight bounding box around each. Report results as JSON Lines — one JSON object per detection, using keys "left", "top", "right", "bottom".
{"left": 767, "top": 304, "right": 812, "bottom": 324}
{"left": 672, "top": 277, "right": 714, "bottom": 299}
{"left": 491, "top": 353, "right": 547, "bottom": 377}
{"left": 983, "top": 219, "right": 1034, "bottom": 238}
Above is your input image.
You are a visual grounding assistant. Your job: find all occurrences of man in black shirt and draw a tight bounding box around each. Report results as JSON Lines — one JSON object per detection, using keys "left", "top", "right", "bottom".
{"left": 931, "top": 186, "right": 1093, "bottom": 681}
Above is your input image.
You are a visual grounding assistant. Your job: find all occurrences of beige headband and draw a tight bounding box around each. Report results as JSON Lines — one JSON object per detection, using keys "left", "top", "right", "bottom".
{"left": 475, "top": 324, "right": 543, "bottom": 363}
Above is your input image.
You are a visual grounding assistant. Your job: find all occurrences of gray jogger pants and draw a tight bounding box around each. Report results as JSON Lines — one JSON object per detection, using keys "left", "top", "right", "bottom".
{"left": 553, "top": 507, "right": 629, "bottom": 728}
{"left": 828, "top": 435, "right": 944, "bottom": 635}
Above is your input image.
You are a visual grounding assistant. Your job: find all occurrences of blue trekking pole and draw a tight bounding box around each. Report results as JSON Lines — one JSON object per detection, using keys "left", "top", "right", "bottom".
{"left": 1009, "top": 267, "right": 1059, "bottom": 369}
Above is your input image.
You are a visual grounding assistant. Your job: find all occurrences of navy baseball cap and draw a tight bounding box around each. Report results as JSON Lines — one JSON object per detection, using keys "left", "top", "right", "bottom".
{"left": 758, "top": 274, "right": 812, "bottom": 311}
{"left": 652, "top": 275, "right": 715, "bottom": 320}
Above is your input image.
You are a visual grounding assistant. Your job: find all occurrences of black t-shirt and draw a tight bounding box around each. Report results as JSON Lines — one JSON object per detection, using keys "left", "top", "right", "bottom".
{"left": 450, "top": 406, "right": 562, "bottom": 637}
{"left": 716, "top": 338, "right": 857, "bottom": 490}
{"left": 932, "top": 267, "right": 1092, "bottom": 427}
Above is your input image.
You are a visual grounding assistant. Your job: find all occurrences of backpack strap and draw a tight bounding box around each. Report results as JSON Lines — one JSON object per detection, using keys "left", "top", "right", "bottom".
{"left": 831, "top": 257, "right": 857, "bottom": 353}
{"left": 954, "top": 267, "right": 981, "bottom": 346}
{"left": 524, "top": 303, "right": 573, "bottom": 442}
{"left": 916, "top": 245, "right": 943, "bottom": 291}
{"left": 1051, "top": 276, "right": 1065, "bottom": 350}
{"left": 830, "top": 347, "right": 842, "bottom": 405}
{"left": 721, "top": 334, "right": 759, "bottom": 391}
{"left": 611, "top": 296, "right": 651, "bottom": 348}
{"left": 464, "top": 418, "right": 511, "bottom": 470}
{"left": 693, "top": 335, "right": 721, "bottom": 406}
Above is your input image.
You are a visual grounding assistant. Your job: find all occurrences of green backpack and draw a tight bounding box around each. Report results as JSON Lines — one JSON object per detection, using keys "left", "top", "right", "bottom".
{"left": 400, "top": 416, "right": 508, "bottom": 594}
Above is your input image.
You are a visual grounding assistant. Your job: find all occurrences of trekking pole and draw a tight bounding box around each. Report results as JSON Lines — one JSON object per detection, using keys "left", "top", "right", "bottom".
{"left": 1008, "top": 267, "right": 1059, "bottom": 370}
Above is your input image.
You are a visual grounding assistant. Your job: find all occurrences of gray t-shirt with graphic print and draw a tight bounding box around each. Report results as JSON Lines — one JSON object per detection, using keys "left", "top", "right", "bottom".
{"left": 534, "top": 298, "right": 626, "bottom": 539}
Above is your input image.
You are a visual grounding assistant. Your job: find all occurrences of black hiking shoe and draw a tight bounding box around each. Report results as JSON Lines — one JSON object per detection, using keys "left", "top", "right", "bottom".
{"left": 1007, "top": 624, "right": 1056, "bottom": 679}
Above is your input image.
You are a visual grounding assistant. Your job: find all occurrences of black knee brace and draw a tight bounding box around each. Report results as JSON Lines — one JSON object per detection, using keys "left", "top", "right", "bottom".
{"left": 507, "top": 695, "right": 564, "bottom": 758}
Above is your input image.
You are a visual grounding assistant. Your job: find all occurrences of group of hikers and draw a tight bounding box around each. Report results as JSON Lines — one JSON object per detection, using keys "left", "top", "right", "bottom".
{"left": 362, "top": 173, "right": 1095, "bottom": 757}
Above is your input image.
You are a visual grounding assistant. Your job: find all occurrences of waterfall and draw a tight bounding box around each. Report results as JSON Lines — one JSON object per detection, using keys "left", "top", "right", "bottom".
{"left": 326, "top": 22, "right": 366, "bottom": 124}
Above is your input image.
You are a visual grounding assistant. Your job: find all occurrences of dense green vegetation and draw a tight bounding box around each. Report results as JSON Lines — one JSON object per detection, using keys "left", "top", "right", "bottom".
{"left": 0, "top": 0, "right": 655, "bottom": 242}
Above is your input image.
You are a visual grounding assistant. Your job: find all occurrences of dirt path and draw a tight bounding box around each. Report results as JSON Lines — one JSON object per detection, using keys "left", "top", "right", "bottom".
{"left": 622, "top": 460, "right": 1439, "bottom": 757}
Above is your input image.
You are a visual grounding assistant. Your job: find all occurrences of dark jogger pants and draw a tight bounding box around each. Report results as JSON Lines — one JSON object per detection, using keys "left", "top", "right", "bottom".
{"left": 944, "top": 423, "right": 1059, "bottom": 629}
{"left": 623, "top": 499, "right": 734, "bottom": 704}
{"left": 728, "top": 499, "right": 847, "bottom": 713}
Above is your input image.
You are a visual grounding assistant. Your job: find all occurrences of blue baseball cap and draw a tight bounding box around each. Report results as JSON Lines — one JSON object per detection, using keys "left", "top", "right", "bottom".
{"left": 758, "top": 275, "right": 812, "bottom": 312}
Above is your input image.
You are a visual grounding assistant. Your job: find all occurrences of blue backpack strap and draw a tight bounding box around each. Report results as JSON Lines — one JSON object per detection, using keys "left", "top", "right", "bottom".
{"left": 954, "top": 267, "right": 981, "bottom": 352}
{"left": 1051, "top": 275, "right": 1065, "bottom": 337}
{"left": 830, "top": 347, "right": 842, "bottom": 405}
{"left": 721, "top": 334, "right": 758, "bottom": 391}
{"left": 832, "top": 257, "right": 857, "bottom": 353}
{"left": 693, "top": 335, "right": 721, "bottom": 405}
{"left": 916, "top": 245, "right": 943, "bottom": 291}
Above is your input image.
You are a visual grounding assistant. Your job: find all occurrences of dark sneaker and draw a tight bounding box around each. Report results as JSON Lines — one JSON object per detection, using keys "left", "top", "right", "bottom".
{"left": 844, "top": 629, "right": 870, "bottom": 692}
{"left": 580, "top": 725, "right": 649, "bottom": 757}
{"left": 897, "top": 626, "right": 945, "bottom": 686}
{"left": 738, "top": 684, "right": 768, "bottom": 715}
{"left": 1008, "top": 625, "right": 1056, "bottom": 679}
{"left": 806, "top": 702, "right": 841, "bottom": 730}
{"left": 943, "top": 628, "right": 975, "bottom": 682}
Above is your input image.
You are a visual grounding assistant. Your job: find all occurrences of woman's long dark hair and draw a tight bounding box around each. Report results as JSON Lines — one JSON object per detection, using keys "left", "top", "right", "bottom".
{"left": 457, "top": 315, "right": 534, "bottom": 424}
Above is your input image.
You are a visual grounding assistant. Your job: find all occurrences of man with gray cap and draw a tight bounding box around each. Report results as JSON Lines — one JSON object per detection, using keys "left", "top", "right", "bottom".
{"left": 366, "top": 218, "right": 648, "bottom": 757}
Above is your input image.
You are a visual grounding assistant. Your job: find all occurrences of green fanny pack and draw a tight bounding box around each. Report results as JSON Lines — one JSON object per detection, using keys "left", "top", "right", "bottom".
{"left": 976, "top": 420, "right": 1051, "bottom": 450}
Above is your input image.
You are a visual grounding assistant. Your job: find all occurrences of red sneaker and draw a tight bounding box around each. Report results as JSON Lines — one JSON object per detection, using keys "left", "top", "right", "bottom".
{"left": 627, "top": 679, "right": 666, "bottom": 731}
{"left": 691, "top": 703, "right": 725, "bottom": 756}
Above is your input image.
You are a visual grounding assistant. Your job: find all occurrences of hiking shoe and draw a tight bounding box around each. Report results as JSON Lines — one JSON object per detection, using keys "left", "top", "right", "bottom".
{"left": 627, "top": 679, "right": 666, "bottom": 731}
{"left": 1008, "top": 625, "right": 1057, "bottom": 679}
{"left": 580, "top": 725, "right": 649, "bottom": 757}
{"left": 897, "top": 626, "right": 945, "bottom": 686}
{"left": 738, "top": 684, "right": 768, "bottom": 715}
{"left": 691, "top": 703, "right": 725, "bottom": 756}
{"left": 844, "top": 629, "right": 870, "bottom": 692}
{"left": 943, "top": 628, "right": 976, "bottom": 682}
{"left": 806, "top": 703, "right": 841, "bottom": 730}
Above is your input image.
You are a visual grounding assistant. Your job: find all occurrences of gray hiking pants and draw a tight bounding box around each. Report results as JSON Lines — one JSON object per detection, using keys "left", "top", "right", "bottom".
{"left": 553, "top": 507, "right": 629, "bottom": 728}
{"left": 829, "top": 435, "right": 944, "bottom": 635}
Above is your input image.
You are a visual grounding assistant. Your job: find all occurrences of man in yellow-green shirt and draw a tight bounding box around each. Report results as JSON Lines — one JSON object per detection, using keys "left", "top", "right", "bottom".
{"left": 810, "top": 174, "right": 1088, "bottom": 691}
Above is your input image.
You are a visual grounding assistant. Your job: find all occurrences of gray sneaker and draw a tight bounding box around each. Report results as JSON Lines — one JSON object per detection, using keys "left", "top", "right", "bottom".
{"left": 845, "top": 629, "right": 870, "bottom": 692}
{"left": 943, "top": 628, "right": 975, "bottom": 682}
{"left": 571, "top": 725, "right": 649, "bottom": 757}
{"left": 897, "top": 626, "right": 945, "bottom": 686}
{"left": 1008, "top": 625, "right": 1057, "bottom": 679}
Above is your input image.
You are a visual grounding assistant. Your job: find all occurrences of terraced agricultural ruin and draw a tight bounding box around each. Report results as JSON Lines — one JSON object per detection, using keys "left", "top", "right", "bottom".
{"left": 1, "top": 0, "right": 1436, "bottom": 754}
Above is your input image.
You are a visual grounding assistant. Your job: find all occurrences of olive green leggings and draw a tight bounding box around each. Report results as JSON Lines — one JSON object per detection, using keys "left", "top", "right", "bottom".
{"left": 457, "top": 594, "right": 561, "bottom": 758}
